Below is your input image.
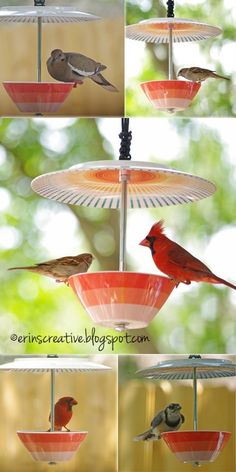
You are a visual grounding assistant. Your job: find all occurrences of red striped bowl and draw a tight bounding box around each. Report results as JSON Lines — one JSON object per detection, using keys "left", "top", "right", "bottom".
{"left": 162, "top": 431, "right": 231, "bottom": 464}
{"left": 68, "top": 271, "right": 176, "bottom": 329}
{"left": 17, "top": 431, "right": 88, "bottom": 462}
{"left": 3, "top": 82, "right": 74, "bottom": 113}
{"left": 140, "top": 80, "right": 201, "bottom": 112}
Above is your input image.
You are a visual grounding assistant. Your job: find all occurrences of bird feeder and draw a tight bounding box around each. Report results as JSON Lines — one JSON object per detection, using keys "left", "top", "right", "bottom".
{"left": 126, "top": 1, "right": 222, "bottom": 112}
{"left": 137, "top": 355, "right": 235, "bottom": 466}
{"left": 31, "top": 118, "right": 216, "bottom": 331}
{"left": 0, "top": 1, "right": 100, "bottom": 114}
{"left": 0, "top": 356, "right": 111, "bottom": 463}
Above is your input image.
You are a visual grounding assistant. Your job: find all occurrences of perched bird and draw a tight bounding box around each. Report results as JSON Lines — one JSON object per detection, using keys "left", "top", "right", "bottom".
{"left": 47, "top": 49, "right": 118, "bottom": 92}
{"left": 140, "top": 220, "right": 236, "bottom": 290}
{"left": 49, "top": 396, "right": 78, "bottom": 431}
{"left": 177, "top": 67, "right": 230, "bottom": 82}
{"left": 8, "top": 253, "right": 94, "bottom": 285}
{"left": 134, "top": 403, "right": 184, "bottom": 441}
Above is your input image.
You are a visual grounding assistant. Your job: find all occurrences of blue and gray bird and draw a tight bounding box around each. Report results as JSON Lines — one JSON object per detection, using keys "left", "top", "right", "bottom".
{"left": 133, "top": 403, "right": 184, "bottom": 441}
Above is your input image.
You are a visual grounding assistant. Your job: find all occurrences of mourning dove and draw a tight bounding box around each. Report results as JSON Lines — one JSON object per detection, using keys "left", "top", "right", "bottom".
{"left": 177, "top": 67, "right": 230, "bottom": 82}
{"left": 47, "top": 49, "right": 118, "bottom": 92}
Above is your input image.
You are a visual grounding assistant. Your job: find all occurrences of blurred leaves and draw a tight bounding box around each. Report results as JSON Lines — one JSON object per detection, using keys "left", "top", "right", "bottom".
{"left": 126, "top": 0, "right": 236, "bottom": 116}
{"left": 0, "top": 117, "right": 235, "bottom": 354}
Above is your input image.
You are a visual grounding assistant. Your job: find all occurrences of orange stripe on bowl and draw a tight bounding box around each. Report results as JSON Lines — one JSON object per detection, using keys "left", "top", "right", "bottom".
{"left": 69, "top": 272, "right": 175, "bottom": 291}
{"left": 17, "top": 432, "right": 87, "bottom": 443}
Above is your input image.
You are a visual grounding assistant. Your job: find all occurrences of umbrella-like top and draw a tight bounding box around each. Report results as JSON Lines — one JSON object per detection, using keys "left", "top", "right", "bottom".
{"left": 0, "top": 357, "right": 111, "bottom": 372}
{"left": 126, "top": 18, "right": 222, "bottom": 43}
{"left": 137, "top": 358, "right": 236, "bottom": 380}
{"left": 31, "top": 160, "right": 216, "bottom": 209}
{"left": 0, "top": 6, "right": 100, "bottom": 23}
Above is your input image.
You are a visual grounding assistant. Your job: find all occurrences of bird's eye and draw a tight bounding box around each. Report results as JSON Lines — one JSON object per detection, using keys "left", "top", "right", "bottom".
{"left": 146, "top": 236, "right": 155, "bottom": 245}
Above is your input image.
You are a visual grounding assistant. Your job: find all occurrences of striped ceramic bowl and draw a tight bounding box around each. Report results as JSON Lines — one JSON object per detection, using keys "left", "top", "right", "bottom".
{"left": 68, "top": 271, "right": 176, "bottom": 330}
{"left": 162, "top": 431, "right": 231, "bottom": 464}
{"left": 3, "top": 82, "right": 74, "bottom": 113}
{"left": 17, "top": 431, "right": 88, "bottom": 462}
{"left": 140, "top": 80, "right": 201, "bottom": 112}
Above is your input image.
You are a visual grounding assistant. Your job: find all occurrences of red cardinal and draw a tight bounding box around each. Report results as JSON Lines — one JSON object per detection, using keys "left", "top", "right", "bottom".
{"left": 140, "top": 220, "right": 236, "bottom": 290}
{"left": 49, "top": 396, "right": 78, "bottom": 431}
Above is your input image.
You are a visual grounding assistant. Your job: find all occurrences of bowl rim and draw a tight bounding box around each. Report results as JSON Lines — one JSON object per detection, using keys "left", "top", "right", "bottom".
{"left": 140, "top": 79, "right": 201, "bottom": 86}
{"left": 162, "top": 430, "right": 231, "bottom": 435}
{"left": 3, "top": 81, "right": 75, "bottom": 85}
{"left": 68, "top": 271, "right": 174, "bottom": 280}
{"left": 17, "top": 430, "right": 88, "bottom": 434}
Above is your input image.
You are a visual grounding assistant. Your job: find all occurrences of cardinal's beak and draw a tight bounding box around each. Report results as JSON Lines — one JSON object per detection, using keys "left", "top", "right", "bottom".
{"left": 71, "top": 399, "right": 78, "bottom": 406}
{"left": 139, "top": 237, "right": 150, "bottom": 247}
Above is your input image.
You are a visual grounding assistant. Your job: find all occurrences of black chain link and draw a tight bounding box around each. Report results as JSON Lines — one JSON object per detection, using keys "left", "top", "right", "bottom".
{"left": 34, "top": 0, "right": 45, "bottom": 6}
{"left": 119, "top": 118, "right": 132, "bottom": 160}
{"left": 166, "top": 0, "right": 175, "bottom": 17}
{"left": 189, "top": 354, "right": 201, "bottom": 359}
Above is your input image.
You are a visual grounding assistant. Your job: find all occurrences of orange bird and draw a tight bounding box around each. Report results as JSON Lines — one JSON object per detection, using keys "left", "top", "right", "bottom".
{"left": 49, "top": 396, "right": 78, "bottom": 431}
{"left": 140, "top": 220, "right": 236, "bottom": 290}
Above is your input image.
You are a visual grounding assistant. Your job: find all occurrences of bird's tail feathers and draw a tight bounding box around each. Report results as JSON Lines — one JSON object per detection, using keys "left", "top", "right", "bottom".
{"left": 210, "top": 274, "right": 236, "bottom": 290}
{"left": 133, "top": 429, "right": 160, "bottom": 441}
{"left": 90, "top": 73, "right": 118, "bottom": 92}
{"left": 212, "top": 72, "right": 230, "bottom": 80}
{"left": 8, "top": 266, "right": 36, "bottom": 271}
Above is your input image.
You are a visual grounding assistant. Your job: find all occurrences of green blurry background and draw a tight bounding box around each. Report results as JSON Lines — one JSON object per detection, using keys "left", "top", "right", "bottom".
{"left": 126, "top": 0, "right": 236, "bottom": 117}
{"left": 0, "top": 117, "right": 235, "bottom": 354}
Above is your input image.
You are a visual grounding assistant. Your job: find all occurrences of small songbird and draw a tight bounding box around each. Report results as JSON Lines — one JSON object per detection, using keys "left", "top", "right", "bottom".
{"left": 177, "top": 67, "right": 230, "bottom": 82}
{"left": 49, "top": 396, "right": 78, "bottom": 431}
{"left": 47, "top": 49, "right": 118, "bottom": 92}
{"left": 140, "top": 220, "right": 236, "bottom": 290}
{"left": 8, "top": 253, "right": 94, "bottom": 285}
{"left": 134, "top": 403, "right": 184, "bottom": 441}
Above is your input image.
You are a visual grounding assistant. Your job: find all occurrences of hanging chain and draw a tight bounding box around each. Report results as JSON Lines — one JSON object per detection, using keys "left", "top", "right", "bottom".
{"left": 34, "top": 0, "right": 45, "bottom": 6}
{"left": 166, "top": 0, "right": 175, "bottom": 17}
{"left": 119, "top": 118, "right": 132, "bottom": 160}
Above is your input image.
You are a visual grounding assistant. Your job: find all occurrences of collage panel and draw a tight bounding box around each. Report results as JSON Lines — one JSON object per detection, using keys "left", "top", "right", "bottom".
{"left": 118, "top": 354, "right": 236, "bottom": 472}
{"left": 126, "top": 0, "right": 236, "bottom": 117}
{"left": 0, "top": 117, "right": 235, "bottom": 356}
{"left": 0, "top": 354, "right": 117, "bottom": 472}
{"left": 0, "top": 0, "right": 124, "bottom": 117}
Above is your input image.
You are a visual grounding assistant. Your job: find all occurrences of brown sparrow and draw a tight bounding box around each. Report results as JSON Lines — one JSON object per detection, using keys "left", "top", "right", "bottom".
{"left": 8, "top": 253, "right": 94, "bottom": 284}
{"left": 178, "top": 67, "right": 230, "bottom": 82}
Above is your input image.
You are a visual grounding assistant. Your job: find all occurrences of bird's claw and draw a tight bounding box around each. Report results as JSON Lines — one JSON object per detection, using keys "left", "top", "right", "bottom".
{"left": 73, "top": 80, "right": 84, "bottom": 88}
{"left": 171, "top": 279, "right": 191, "bottom": 288}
